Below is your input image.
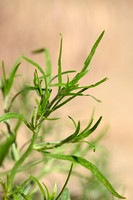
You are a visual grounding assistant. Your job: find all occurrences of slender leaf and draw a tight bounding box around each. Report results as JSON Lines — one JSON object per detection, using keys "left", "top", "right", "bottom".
{"left": 81, "top": 108, "right": 95, "bottom": 134}
{"left": 23, "top": 56, "right": 48, "bottom": 95}
{"left": 52, "top": 121, "right": 80, "bottom": 149}
{"left": 70, "top": 68, "right": 90, "bottom": 85}
{"left": 50, "top": 70, "right": 76, "bottom": 83}
{"left": 8, "top": 86, "right": 37, "bottom": 111}
{"left": 30, "top": 175, "right": 46, "bottom": 200}
{"left": 0, "top": 113, "right": 29, "bottom": 129}
{"left": 45, "top": 49, "right": 51, "bottom": 84}
{"left": 32, "top": 48, "right": 52, "bottom": 84}
{"left": 42, "top": 182, "right": 51, "bottom": 200}
{"left": 41, "top": 152, "right": 126, "bottom": 199}
{"left": 49, "top": 83, "right": 67, "bottom": 88}
{"left": 77, "top": 77, "right": 108, "bottom": 90}
{"left": 75, "top": 116, "right": 102, "bottom": 141}
{"left": 55, "top": 163, "right": 73, "bottom": 200}
{"left": 5, "top": 56, "right": 22, "bottom": 96}
{"left": 35, "top": 121, "right": 80, "bottom": 150}
{"left": 32, "top": 48, "right": 46, "bottom": 54}
{"left": 51, "top": 183, "right": 57, "bottom": 200}
{"left": 81, "top": 30, "right": 105, "bottom": 73}
{"left": 68, "top": 116, "right": 77, "bottom": 128}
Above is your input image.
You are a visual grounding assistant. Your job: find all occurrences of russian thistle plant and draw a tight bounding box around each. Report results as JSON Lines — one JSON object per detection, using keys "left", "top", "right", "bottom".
{"left": 0, "top": 31, "right": 125, "bottom": 199}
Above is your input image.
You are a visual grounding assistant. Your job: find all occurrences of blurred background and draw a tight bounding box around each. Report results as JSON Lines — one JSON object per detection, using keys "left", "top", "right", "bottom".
{"left": 0, "top": 0, "right": 133, "bottom": 199}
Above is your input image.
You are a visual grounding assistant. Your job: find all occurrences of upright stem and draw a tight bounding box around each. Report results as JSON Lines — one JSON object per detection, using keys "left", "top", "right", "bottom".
{"left": 7, "top": 128, "right": 38, "bottom": 194}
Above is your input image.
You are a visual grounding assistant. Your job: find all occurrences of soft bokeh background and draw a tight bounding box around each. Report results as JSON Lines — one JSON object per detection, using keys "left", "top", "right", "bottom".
{"left": 0, "top": 0, "right": 133, "bottom": 199}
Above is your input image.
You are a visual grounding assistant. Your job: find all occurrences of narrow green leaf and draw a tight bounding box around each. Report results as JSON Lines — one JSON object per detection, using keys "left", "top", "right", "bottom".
{"left": 0, "top": 135, "right": 15, "bottom": 166}
{"left": 60, "top": 188, "right": 70, "bottom": 200}
{"left": 70, "top": 68, "right": 90, "bottom": 85}
{"left": 58, "top": 33, "right": 63, "bottom": 89}
{"left": 50, "top": 70, "right": 76, "bottom": 83}
{"left": 23, "top": 56, "right": 45, "bottom": 78}
{"left": 0, "top": 113, "right": 29, "bottom": 129}
{"left": 42, "top": 182, "right": 51, "bottom": 200}
{"left": 23, "top": 56, "right": 48, "bottom": 95}
{"left": 75, "top": 116, "right": 102, "bottom": 141}
{"left": 52, "top": 95, "right": 76, "bottom": 111}
{"left": 35, "top": 121, "right": 80, "bottom": 150}
{"left": 32, "top": 48, "right": 46, "bottom": 54}
{"left": 68, "top": 116, "right": 77, "bottom": 128}
{"left": 77, "top": 77, "right": 108, "bottom": 90}
{"left": 49, "top": 83, "right": 67, "bottom": 88}
{"left": 81, "top": 30, "right": 105, "bottom": 73}
{"left": 32, "top": 48, "right": 52, "bottom": 84}
{"left": 44, "top": 117, "right": 60, "bottom": 121}
{"left": 0, "top": 113, "right": 24, "bottom": 123}
{"left": 55, "top": 163, "right": 73, "bottom": 200}
{"left": 81, "top": 108, "right": 95, "bottom": 133}
{"left": 54, "top": 121, "right": 80, "bottom": 148}
{"left": 45, "top": 49, "right": 51, "bottom": 84}
{"left": 42, "top": 152, "right": 126, "bottom": 199}
{"left": 5, "top": 56, "right": 22, "bottom": 96}
{"left": 8, "top": 86, "right": 37, "bottom": 111}
{"left": 30, "top": 175, "right": 46, "bottom": 200}
{"left": 51, "top": 183, "right": 57, "bottom": 200}
{"left": 59, "top": 93, "right": 93, "bottom": 97}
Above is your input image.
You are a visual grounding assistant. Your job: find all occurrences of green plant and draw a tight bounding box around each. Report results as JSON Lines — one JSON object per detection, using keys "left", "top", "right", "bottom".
{"left": 0, "top": 31, "right": 125, "bottom": 199}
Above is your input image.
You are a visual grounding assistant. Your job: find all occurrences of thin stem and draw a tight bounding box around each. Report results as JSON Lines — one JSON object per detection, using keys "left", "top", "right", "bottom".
{"left": 7, "top": 128, "right": 38, "bottom": 194}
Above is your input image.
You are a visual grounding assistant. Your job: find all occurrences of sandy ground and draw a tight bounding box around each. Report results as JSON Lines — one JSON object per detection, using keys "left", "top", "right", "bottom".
{"left": 0, "top": 0, "right": 133, "bottom": 199}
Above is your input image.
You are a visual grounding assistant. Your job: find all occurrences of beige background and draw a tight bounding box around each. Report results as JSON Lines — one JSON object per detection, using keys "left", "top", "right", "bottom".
{"left": 0, "top": 0, "right": 133, "bottom": 199}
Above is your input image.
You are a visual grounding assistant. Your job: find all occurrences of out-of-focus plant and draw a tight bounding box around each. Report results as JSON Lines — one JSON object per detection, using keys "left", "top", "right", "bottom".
{"left": 0, "top": 31, "right": 126, "bottom": 199}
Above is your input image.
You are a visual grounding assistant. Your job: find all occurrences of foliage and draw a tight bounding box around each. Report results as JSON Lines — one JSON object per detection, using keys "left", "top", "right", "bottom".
{"left": 0, "top": 31, "right": 125, "bottom": 199}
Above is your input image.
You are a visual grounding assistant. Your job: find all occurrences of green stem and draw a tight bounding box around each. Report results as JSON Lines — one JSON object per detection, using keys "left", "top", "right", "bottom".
{"left": 7, "top": 128, "right": 38, "bottom": 194}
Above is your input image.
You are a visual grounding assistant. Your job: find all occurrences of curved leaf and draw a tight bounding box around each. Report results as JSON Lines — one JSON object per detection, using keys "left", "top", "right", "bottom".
{"left": 0, "top": 113, "right": 29, "bottom": 128}
{"left": 5, "top": 56, "right": 22, "bottom": 96}
{"left": 55, "top": 163, "right": 73, "bottom": 200}
{"left": 41, "top": 151, "right": 126, "bottom": 199}
{"left": 23, "top": 56, "right": 48, "bottom": 95}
